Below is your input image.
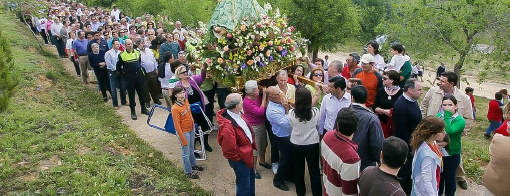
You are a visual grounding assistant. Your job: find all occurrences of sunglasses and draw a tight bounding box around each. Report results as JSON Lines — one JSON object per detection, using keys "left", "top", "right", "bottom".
{"left": 382, "top": 77, "right": 389, "bottom": 80}
{"left": 313, "top": 73, "right": 324, "bottom": 77}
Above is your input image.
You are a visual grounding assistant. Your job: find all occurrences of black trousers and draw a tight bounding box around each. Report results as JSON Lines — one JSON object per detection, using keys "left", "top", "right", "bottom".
{"left": 124, "top": 72, "right": 145, "bottom": 110}
{"left": 203, "top": 89, "right": 215, "bottom": 122}
{"left": 70, "top": 57, "right": 80, "bottom": 75}
{"left": 93, "top": 67, "right": 111, "bottom": 99}
{"left": 143, "top": 71, "right": 160, "bottom": 104}
{"left": 273, "top": 136, "right": 294, "bottom": 186}
{"left": 266, "top": 119, "right": 279, "bottom": 164}
{"left": 40, "top": 29, "right": 49, "bottom": 44}
{"left": 293, "top": 143, "right": 322, "bottom": 196}
{"left": 398, "top": 152, "right": 413, "bottom": 195}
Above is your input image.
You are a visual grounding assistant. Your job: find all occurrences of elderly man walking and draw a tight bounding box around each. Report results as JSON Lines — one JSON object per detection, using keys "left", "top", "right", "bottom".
{"left": 217, "top": 93, "right": 257, "bottom": 196}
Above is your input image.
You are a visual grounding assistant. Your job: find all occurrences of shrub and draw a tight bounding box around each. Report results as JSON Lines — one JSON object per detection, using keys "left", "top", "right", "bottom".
{"left": 0, "top": 29, "right": 19, "bottom": 112}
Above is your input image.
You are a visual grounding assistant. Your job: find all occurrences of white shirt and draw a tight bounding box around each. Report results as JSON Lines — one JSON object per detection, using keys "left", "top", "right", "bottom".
{"left": 318, "top": 92, "right": 352, "bottom": 135}
{"left": 110, "top": 9, "right": 120, "bottom": 22}
{"left": 38, "top": 18, "right": 47, "bottom": 29}
{"left": 289, "top": 107, "right": 320, "bottom": 145}
{"left": 227, "top": 110, "right": 253, "bottom": 143}
{"left": 139, "top": 48, "right": 158, "bottom": 73}
{"left": 386, "top": 54, "right": 406, "bottom": 71}
{"left": 159, "top": 63, "right": 174, "bottom": 89}
{"left": 173, "top": 28, "right": 188, "bottom": 41}
{"left": 104, "top": 49, "right": 122, "bottom": 71}
{"left": 51, "top": 22, "right": 63, "bottom": 36}
{"left": 65, "top": 38, "right": 74, "bottom": 56}
{"left": 374, "top": 54, "right": 385, "bottom": 71}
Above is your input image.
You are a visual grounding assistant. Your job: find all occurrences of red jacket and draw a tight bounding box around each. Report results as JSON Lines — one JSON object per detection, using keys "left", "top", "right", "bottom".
{"left": 216, "top": 109, "right": 257, "bottom": 169}
{"left": 487, "top": 100, "right": 503, "bottom": 121}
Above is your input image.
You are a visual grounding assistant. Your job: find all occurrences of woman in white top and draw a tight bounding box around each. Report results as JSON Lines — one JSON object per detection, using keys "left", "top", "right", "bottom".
{"left": 288, "top": 87, "right": 321, "bottom": 196}
{"left": 66, "top": 31, "right": 81, "bottom": 76}
{"left": 366, "top": 41, "right": 385, "bottom": 71}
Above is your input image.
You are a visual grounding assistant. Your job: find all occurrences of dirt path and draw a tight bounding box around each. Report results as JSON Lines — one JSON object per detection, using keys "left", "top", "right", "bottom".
{"left": 52, "top": 46, "right": 493, "bottom": 195}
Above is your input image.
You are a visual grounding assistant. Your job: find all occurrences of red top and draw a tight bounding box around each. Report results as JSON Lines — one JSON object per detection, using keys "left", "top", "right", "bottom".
{"left": 495, "top": 120, "right": 509, "bottom": 136}
{"left": 216, "top": 109, "right": 257, "bottom": 169}
{"left": 287, "top": 77, "right": 296, "bottom": 85}
{"left": 487, "top": 100, "right": 503, "bottom": 121}
{"left": 341, "top": 66, "right": 359, "bottom": 79}
{"left": 469, "top": 94, "right": 475, "bottom": 108}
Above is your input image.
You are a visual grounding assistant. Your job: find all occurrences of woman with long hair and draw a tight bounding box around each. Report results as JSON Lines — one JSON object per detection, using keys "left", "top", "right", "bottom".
{"left": 410, "top": 116, "right": 446, "bottom": 196}
{"left": 288, "top": 87, "right": 321, "bottom": 196}
{"left": 436, "top": 95, "right": 465, "bottom": 196}
{"left": 373, "top": 70, "right": 403, "bottom": 138}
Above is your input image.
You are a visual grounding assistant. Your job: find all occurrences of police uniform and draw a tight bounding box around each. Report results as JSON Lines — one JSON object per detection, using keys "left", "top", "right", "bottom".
{"left": 116, "top": 49, "right": 148, "bottom": 119}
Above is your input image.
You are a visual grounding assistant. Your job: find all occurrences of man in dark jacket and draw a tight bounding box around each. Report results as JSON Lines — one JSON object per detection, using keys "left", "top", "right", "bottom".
{"left": 350, "top": 85, "right": 384, "bottom": 171}
{"left": 393, "top": 79, "right": 423, "bottom": 195}
{"left": 217, "top": 93, "right": 257, "bottom": 196}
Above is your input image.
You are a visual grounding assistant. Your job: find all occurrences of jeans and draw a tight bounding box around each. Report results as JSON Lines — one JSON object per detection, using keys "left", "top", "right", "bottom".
{"left": 293, "top": 143, "right": 321, "bottom": 196}
{"left": 439, "top": 154, "right": 461, "bottom": 196}
{"left": 485, "top": 120, "right": 503, "bottom": 135}
{"left": 178, "top": 129, "right": 197, "bottom": 174}
{"left": 228, "top": 160, "right": 255, "bottom": 196}
{"left": 273, "top": 136, "right": 294, "bottom": 186}
{"left": 109, "top": 70, "right": 127, "bottom": 107}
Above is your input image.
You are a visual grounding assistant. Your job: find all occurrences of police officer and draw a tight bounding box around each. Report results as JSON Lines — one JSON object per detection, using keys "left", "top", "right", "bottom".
{"left": 116, "top": 39, "right": 149, "bottom": 120}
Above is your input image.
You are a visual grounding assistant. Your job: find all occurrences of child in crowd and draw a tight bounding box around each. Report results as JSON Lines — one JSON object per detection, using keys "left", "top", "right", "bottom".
{"left": 465, "top": 87, "right": 475, "bottom": 119}
{"left": 171, "top": 86, "right": 204, "bottom": 179}
{"left": 437, "top": 95, "right": 465, "bottom": 196}
{"left": 494, "top": 103, "right": 510, "bottom": 136}
{"left": 485, "top": 92, "right": 504, "bottom": 138}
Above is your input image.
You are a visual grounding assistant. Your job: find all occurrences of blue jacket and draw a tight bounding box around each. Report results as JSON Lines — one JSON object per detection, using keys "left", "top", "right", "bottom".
{"left": 351, "top": 103, "right": 384, "bottom": 171}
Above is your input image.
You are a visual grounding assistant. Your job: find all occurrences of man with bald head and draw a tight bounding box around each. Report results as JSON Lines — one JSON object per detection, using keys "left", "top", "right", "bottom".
{"left": 217, "top": 93, "right": 257, "bottom": 196}
{"left": 173, "top": 21, "right": 187, "bottom": 41}
{"left": 266, "top": 86, "right": 293, "bottom": 191}
{"left": 117, "top": 39, "right": 149, "bottom": 120}
{"left": 275, "top": 70, "right": 296, "bottom": 104}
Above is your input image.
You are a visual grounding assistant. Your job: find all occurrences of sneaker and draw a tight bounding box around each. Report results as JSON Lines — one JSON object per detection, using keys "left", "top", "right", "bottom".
{"left": 484, "top": 133, "right": 491, "bottom": 139}
{"left": 259, "top": 162, "right": 271, "bottom": 169}
{"left": 192, "top": 166, "right": 204, "bottom": 171}
{"left": 255, "top": 171, "right": 261, "bottom": 179}
{"left": 274, "top": 182, "right": 289, "bottom": 191}
{"left": 272, "top": 163, "right": 279, "bottom": 174}
{"left": 188, "top": 172, "right": 199, "bottom": 179}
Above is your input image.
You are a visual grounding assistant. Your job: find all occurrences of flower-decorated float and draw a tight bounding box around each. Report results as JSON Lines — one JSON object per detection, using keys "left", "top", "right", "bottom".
{"left": 190, "top": 1, "right": 308, "bottom": 91}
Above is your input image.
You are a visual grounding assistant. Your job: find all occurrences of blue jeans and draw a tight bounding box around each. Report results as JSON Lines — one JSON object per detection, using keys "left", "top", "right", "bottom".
{"left": 228, "top": 160, "right": 255, "bottom": 196}
{"left": 109, "top": 70, "right": 126, "bottom": 107}
{"left": 178, "top": 129, "right": 197, "bottom": 174}
{"left": 485, "top": 120, "right": 502, "bottom": 135}
{"left": 439, "top": 154, "right": 461, "bottom": 196}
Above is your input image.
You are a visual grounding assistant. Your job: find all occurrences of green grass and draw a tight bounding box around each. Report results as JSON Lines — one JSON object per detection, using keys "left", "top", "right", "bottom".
{"left": 0, "top": 10, "right": 210, "bottom": 195}
{"left": 418, "top": 87, "right": 492, "bottom": 184}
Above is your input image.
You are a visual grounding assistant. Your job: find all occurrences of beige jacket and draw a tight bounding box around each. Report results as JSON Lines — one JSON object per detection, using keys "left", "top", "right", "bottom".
{"left": 420, "top": 86, "right": 474, "bottom": 131}
{"left": 483, "top": 134, "right": 510, "bottom": 196}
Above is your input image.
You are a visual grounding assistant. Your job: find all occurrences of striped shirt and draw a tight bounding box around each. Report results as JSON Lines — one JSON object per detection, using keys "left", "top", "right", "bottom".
{"left": 321, "top": 131, "right": 360, "bottom": 196}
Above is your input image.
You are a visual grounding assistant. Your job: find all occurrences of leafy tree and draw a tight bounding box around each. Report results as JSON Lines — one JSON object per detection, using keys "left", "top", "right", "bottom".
{"left": 377, "top": 0, "right": 510, "bottom": 85}
{"left": 0, "top": 30, "right": 19, "bottom": 112}
{"left": 269, "top": 0, "right": 360, "bottom": 59}
{"left": 352, "top": 0, "right": 390, "bottom": 43}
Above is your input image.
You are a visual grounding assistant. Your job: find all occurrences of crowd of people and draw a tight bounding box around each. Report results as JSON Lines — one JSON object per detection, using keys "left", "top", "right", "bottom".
{"left": 20, "top": 1, "right": 510, "bottom": 196}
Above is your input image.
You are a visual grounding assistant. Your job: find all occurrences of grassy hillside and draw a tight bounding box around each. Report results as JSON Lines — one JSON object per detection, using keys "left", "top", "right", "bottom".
{"left": 0, "top": 10, "right": 210, "bottom": 195}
